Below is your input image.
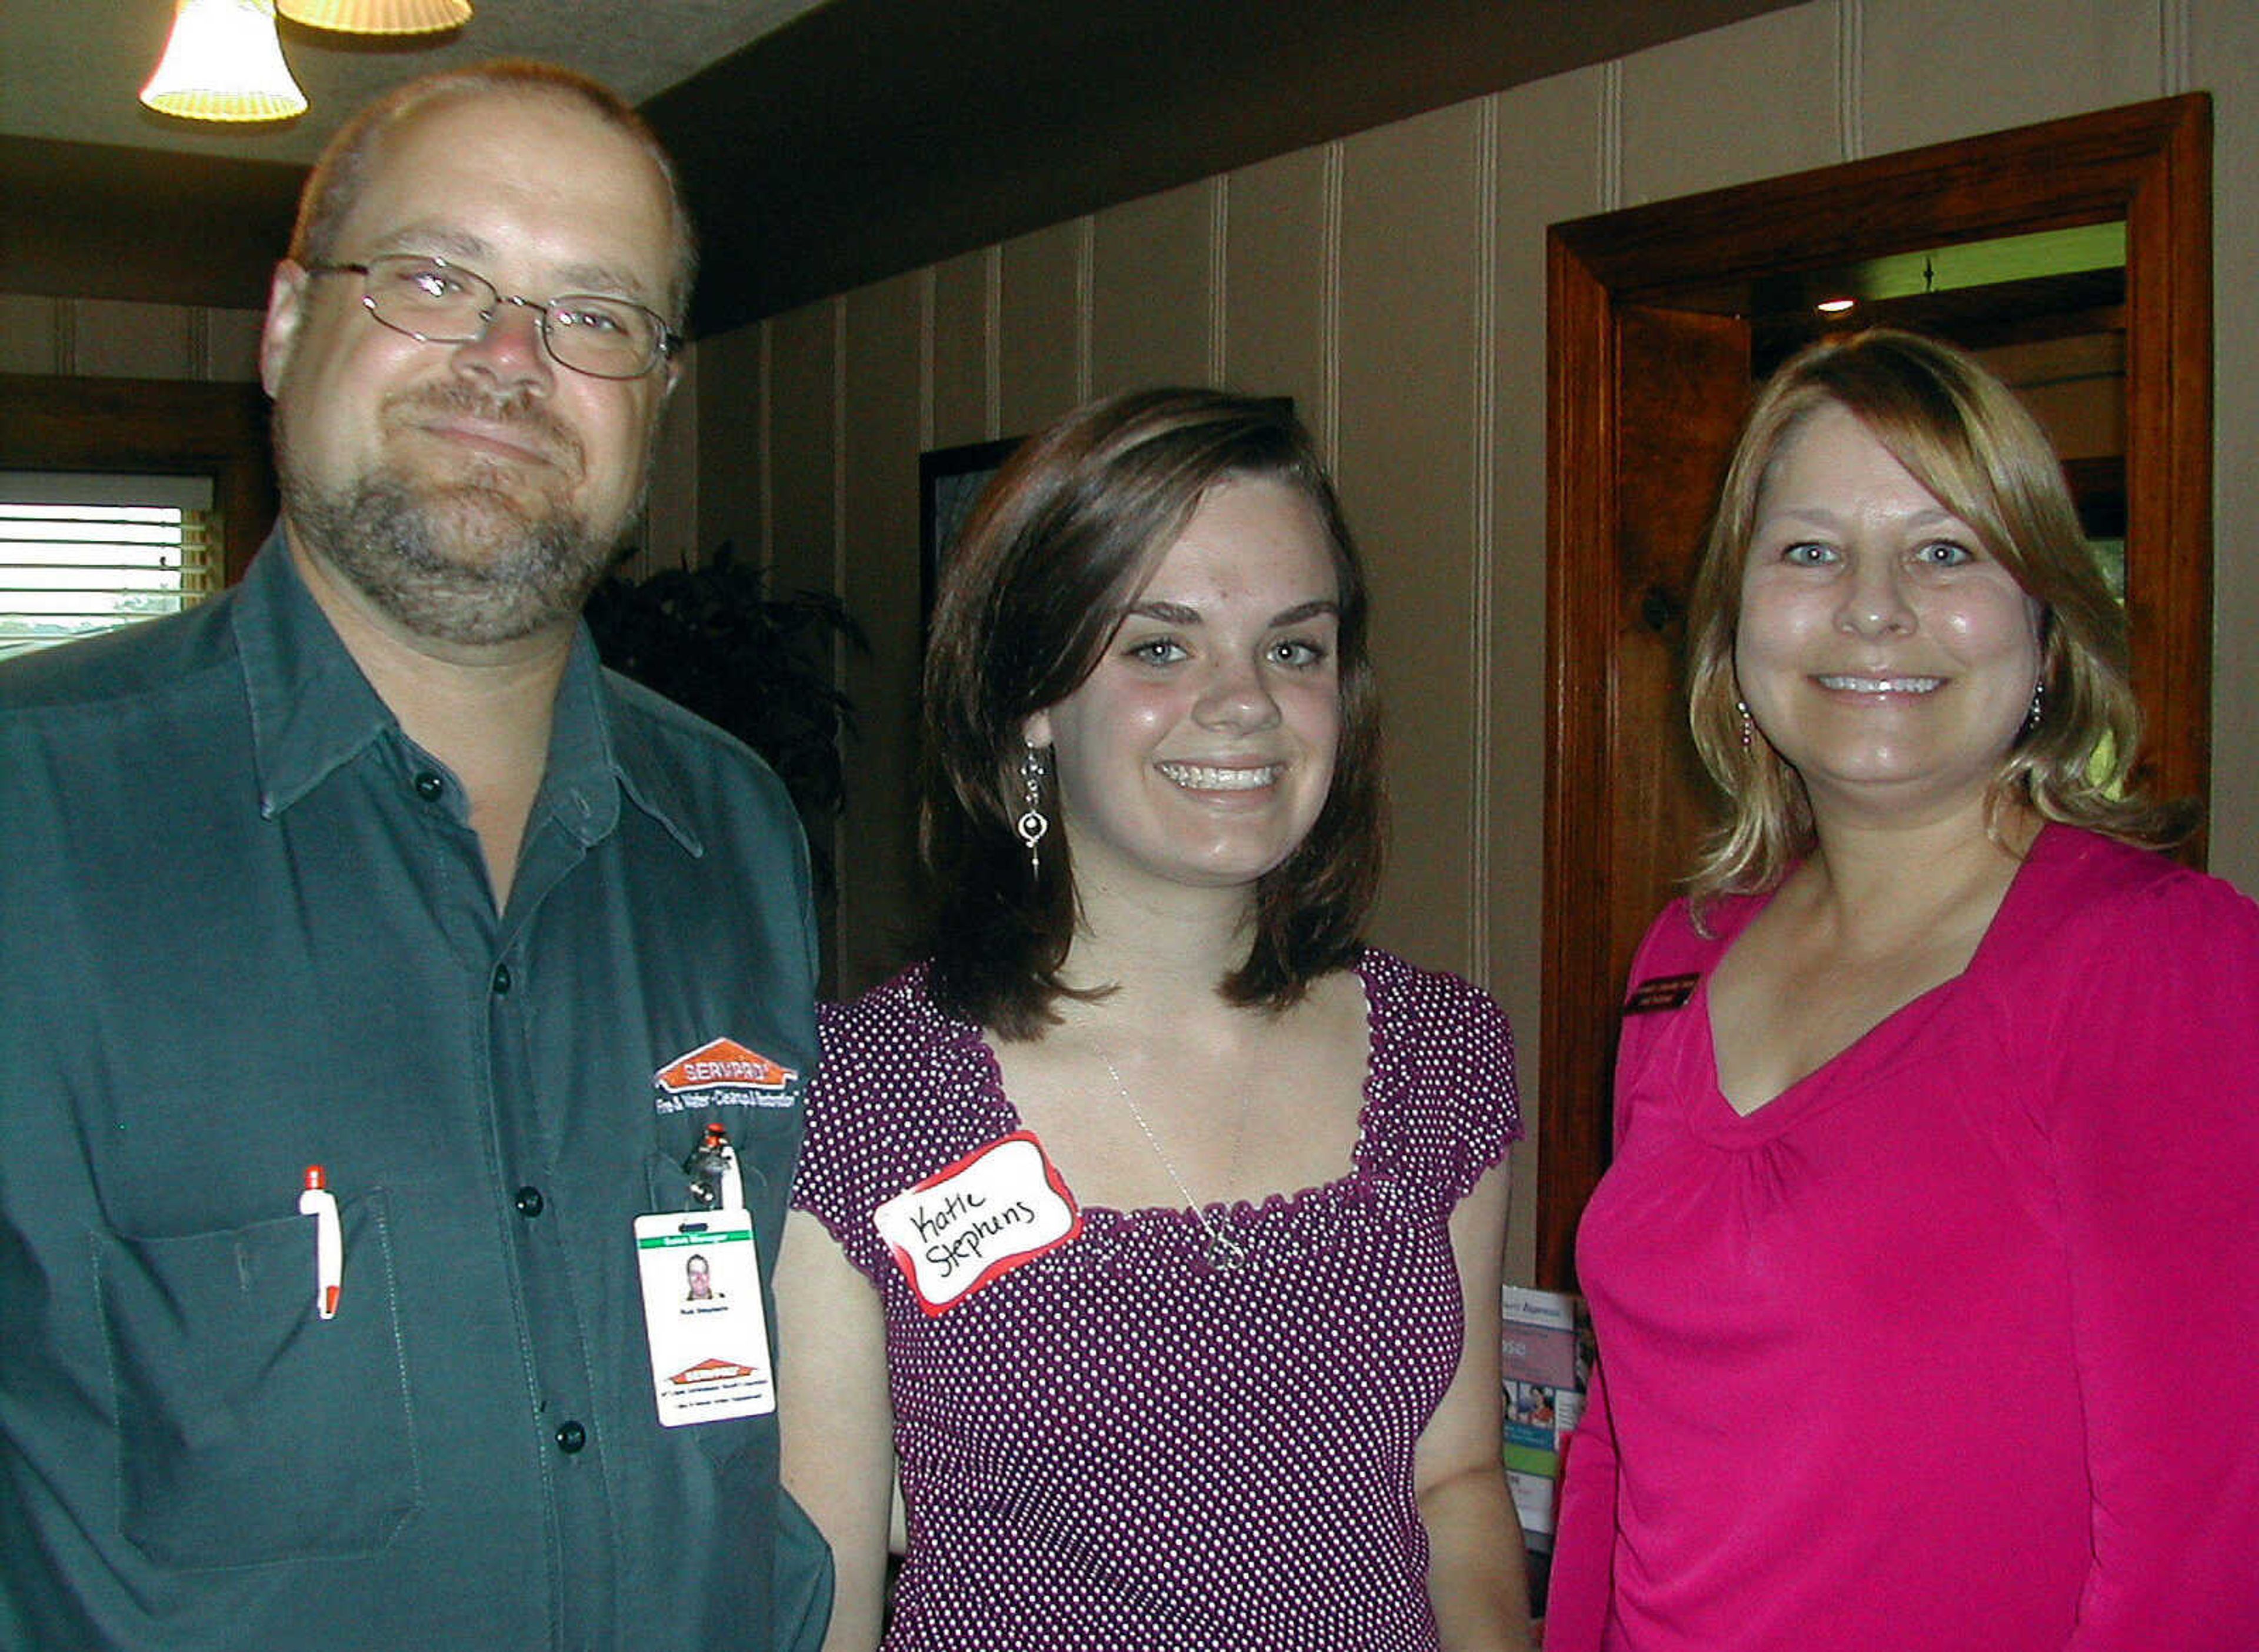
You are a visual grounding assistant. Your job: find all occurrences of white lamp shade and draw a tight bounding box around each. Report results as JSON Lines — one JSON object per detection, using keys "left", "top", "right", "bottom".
{"left": 139, "top": 0, "right": 308, "bottom": 123}
{"left": 275, "top": 0, "right": 472, "bottom": 34}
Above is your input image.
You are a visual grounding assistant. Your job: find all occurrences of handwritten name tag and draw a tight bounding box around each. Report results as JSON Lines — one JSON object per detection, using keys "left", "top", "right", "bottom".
{"left": 873, "top": 1130, "right": 1082, "bottom": 1316}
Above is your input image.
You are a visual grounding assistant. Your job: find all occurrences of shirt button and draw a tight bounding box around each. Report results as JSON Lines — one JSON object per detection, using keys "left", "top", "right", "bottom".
{"left": 412, "top": 771, "right": 444, "bottom": 801}
{"left": 491, "top": 963, "right": 512, "bottom": 995}
{"left": 514, "top": 1185, "right": 545, "bottom": 1217}
{"left": 555, "top": 1420, "right": 587, "bottom": 1454}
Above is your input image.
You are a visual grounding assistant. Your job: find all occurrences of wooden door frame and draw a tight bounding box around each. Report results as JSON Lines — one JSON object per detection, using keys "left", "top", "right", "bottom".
{"left": 1537, "top": 95, "right": 2212, "bottom": 1288}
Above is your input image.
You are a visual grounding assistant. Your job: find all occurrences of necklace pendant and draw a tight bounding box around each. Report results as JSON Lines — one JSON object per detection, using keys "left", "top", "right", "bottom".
{"left": 1203, "top": 1225, "right": 1249, "bottom": 1271}
{"left": 1089, "top": 1038, "right": 1251, "bottom": 1273}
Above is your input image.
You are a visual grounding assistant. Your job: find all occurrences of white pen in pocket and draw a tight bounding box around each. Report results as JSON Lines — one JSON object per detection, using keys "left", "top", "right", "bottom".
{"left": 299, "top": 1165, "right": 343, "bottom": 1320}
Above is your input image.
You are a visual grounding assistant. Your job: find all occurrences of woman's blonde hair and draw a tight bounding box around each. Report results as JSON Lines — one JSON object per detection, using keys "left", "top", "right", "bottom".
{"left": 1683, "top": 329, "right": 2184, "bottom": 914}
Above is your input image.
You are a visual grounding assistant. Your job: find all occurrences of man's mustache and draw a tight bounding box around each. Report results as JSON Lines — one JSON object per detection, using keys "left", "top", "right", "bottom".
{"left": 384, "top": 381, "right": 586, "bottom": 476}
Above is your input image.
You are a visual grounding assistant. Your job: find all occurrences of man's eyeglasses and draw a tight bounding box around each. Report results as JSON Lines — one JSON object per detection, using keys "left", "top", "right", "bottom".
{"left": 305, "top": 254, "right": 681, "bottom": 381}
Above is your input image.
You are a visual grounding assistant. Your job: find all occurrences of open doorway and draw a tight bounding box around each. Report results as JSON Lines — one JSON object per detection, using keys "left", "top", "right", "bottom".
{"left": 1534, "top": 94, "right": 2211, "bottom": 1288}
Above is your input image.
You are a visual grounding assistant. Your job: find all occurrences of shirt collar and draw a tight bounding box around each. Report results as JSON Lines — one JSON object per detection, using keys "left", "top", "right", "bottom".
{"left": 545, "top": 626, "right": 717, "bottom": 859}
{"left": 596, "top": 664, "right": 709, "bottom": 860}
{"left": 232, "top": 527, "right": 701, "bottom": 857}
{"left": 235, "top": 529, "right": 395, "bottom": 820}
{"left": 530, "top": 624, "right": 624, "bottom": 850}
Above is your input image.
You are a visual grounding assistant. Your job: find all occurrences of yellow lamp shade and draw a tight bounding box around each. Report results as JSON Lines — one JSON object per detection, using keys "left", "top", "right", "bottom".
{"left": 139, "top": 0, "right": 308, "bottom": 124}
{"left": 275, "top": 0, "right": 472, "bottom": 34}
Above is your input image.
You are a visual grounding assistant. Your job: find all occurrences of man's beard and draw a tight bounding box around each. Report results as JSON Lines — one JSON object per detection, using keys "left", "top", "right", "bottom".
{"left": 278, "top": 385, "right": 638, "bottom": 648}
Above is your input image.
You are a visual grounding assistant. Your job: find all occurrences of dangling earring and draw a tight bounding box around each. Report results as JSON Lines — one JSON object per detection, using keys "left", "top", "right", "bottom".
{"left": 2023, "top": 680, "right": 2045, "bottom": 736}
{"left": 1015, "top": 742, "right": 1050, "bottom": 880}
{"left": 1736, "top": 699, "right": 1754, "bottom": 751}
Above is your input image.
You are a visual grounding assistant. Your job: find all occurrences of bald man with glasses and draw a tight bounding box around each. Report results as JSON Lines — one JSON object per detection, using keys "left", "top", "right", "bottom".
{"left": 1, "top": 61, "right": 831, "bottom": 1651}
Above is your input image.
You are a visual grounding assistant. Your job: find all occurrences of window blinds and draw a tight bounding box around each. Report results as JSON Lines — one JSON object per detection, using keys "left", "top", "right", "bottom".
{"left": 0, "top": 472, "right": 222, "bottom": 661}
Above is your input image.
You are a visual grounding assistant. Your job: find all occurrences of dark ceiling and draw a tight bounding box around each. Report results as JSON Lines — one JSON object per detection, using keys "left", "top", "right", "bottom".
{"left": 2, "top": 0, "right": 1804, "bottom": 338}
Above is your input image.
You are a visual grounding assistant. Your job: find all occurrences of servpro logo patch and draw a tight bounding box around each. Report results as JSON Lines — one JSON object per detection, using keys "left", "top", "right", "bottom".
{"left": 669, "top": 1356, "right": 758, "bottom": 1387}
{"left": 652, "top": 1037, "right": 800, "bottom": 1114}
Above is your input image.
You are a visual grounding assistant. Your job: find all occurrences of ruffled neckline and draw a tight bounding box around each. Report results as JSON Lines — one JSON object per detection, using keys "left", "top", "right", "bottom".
{"left": 901, "top": 948, "right": 1411, "bottom": 1273}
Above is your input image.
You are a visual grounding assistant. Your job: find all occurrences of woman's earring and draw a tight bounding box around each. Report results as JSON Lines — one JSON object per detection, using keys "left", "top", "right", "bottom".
{"left": 1737, "top": 699, "right": 1754, "bottom": 752}
{"left": 1016, "top": 742, "right": 1050, "bottom": 880}
{"left": 2024, "top": 680, "right": 2045, "bottom": 735}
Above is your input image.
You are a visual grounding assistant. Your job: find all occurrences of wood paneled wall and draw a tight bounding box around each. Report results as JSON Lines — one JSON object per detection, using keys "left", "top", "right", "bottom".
{"left": 7, "top": 0, "right": 2248, "bottom": 1285}
{"left": 692, "top": 0, "right": 2254, "bottom": 1285}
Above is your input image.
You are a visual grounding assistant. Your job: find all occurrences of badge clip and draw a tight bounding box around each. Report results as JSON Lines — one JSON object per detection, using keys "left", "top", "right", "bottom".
{"left": 682, "top": 1121, "right": 743, "bottom": 1211}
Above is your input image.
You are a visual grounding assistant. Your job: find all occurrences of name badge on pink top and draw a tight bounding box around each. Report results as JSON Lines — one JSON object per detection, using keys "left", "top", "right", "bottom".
{"left": 874, "top": 1130, "right": 1082, "bottom": 1315}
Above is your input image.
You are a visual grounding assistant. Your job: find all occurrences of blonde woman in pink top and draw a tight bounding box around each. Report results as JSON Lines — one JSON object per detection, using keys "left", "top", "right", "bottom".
{"left": 1549, "top": 331, "right": 2259, "bottom": 1650}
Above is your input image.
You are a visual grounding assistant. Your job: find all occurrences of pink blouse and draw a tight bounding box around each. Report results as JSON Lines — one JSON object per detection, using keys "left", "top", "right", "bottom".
{"left": 1550, "top": 826, "right": 2259, "bottom": 1650}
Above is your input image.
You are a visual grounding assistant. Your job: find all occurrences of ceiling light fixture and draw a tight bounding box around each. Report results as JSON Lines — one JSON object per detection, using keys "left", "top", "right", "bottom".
{"left": 1815, "top": 297, "right": 1857, "bottom": 314}
{"left": 139, "top": 0, "right": 308, "bottom": 124}
{"left": 276, "top": 0, "right": 471, "bottom": 34}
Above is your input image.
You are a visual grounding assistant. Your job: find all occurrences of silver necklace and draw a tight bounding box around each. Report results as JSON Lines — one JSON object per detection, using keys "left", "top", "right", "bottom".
{"left": 1089, "top": 1042, "right": 1249, "bottom": 1271}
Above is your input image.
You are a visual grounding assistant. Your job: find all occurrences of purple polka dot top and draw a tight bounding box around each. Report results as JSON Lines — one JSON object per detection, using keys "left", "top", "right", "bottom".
{"left": 792, "top": 947, "right": 1521, "bottom": 1649}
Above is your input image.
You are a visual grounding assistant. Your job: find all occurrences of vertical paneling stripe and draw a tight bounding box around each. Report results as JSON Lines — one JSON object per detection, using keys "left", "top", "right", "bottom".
{"left": 1468, "top": 95, "right": 1500, "bottom": 972}
{"left": 919, "top": 266, "right": 937, "bottom": 451}
{"left": 1838, "top": 0, "right": 1866, "bottom": 162}
{"left": 832, "top": 297, "right": 849, "bottom": 585}
{"left": 831, "top": 294, "right": 851, "bottom": 970}
{"left": 1075, "top": 215, "right": 1096, "bottom": 406}
{"left": 1600, "top": 61, "right": 1624, "bottom": 212}
{"left": 983, "top": 245, "right": 1002, "bottom": 441}
{"left": 1320, "top": 140, "right": 1345, "bottom": 469}
{"left": 757, "top": 320, "right": 774, "bottom": 565}
{"left": 1208, "top": 175, "right": 1229, "bottom": 388}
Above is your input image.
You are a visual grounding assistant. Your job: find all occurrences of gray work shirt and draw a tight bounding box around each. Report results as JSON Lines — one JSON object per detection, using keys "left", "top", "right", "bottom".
{"left": 0, "top": 536, "right": 831, "bottom": 1650}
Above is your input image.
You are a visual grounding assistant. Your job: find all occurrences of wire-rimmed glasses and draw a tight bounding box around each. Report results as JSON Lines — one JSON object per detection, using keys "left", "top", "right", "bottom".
{"left": 306, "top": 254, "right": 680, "bottom": 381}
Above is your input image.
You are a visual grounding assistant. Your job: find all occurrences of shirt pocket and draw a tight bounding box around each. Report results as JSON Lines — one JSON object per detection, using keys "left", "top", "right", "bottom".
{"left": 93, "top": 1187, "right": 421, "bottom": 1570}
